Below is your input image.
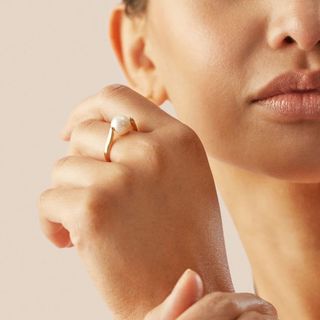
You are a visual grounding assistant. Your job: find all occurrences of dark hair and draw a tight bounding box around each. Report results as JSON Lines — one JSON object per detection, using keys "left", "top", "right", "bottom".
{"left": 123, "top": 0, "right": 147, "bottom": 16}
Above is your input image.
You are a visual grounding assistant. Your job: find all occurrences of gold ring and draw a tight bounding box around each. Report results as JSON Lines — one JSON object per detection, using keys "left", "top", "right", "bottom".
{"left": 104, "top": 115, "right": 138, "bottom": 162}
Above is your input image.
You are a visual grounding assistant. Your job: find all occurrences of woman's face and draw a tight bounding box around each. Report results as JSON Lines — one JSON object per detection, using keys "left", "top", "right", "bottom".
{"left": 144, "top": 0, "right": 320, "bottom": 182}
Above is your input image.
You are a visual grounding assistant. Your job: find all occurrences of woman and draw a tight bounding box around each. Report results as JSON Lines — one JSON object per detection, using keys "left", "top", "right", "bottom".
{"left": 38, "top": 0, "right": 320, "bottom": 319}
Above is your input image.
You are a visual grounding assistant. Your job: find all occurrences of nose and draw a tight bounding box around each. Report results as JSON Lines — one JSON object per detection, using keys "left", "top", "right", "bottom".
{"left": 267, "top": 1, "right": 320, "bottom": 51}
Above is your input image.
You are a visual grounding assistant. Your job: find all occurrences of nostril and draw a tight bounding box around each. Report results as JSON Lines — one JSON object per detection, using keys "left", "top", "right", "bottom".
{"left": 284, "top": 36, "right": 295, "bottom": 44}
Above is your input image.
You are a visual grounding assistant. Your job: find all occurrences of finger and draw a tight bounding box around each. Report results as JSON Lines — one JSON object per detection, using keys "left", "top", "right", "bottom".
{"left": 38, "top": 214, "right": 72, "bottom": 248}
{"left": 236, "top": 310, "right": 278, "bottom": 319}
{"left": 162, "top": 269, "right": 204, "bottom": 320}
{"left": 176, "top": 292, "right": 278, "bottom": 320}
{"left": 60, "top": 84, "right": 173, "bottom": 141}
{"left": 37, "top": 186, "right": 87, "bottom": 248}
{"left": 68, "top": 118, "right": 153, "bottom": 165}
{"left": 51, "top": 155, "right": 126, "bottom": 188}
{"left": 145, "top": 269, "right": 204, "bottom": 320}
{"left": 67, "top": 118, "right": 134, "bottom": 161}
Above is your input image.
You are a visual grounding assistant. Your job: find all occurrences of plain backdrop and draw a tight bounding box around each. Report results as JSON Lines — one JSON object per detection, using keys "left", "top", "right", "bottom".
{"left": 0, "top": 1, "right": 253, "bottom": 319}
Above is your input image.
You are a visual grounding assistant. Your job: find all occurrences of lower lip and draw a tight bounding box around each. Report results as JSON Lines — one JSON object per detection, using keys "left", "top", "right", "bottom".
{"left": 253, "top": 92, "right": 320, "bottom": 122}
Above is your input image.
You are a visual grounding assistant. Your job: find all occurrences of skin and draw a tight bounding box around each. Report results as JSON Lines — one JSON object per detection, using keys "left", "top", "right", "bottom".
{"left": 38, "top": 0, "right": 320, "bottom": 319}
{"left": 144, "top": 269, "right": 278, "bottom": 320}
{"left": 39, "top": 84, "right": 236, "bottom": 319}
{"left": 38, "top": 85, "right": 277, "bottom": 320}
{"left": 109, "top": 1, "right": 320, "bottom": 318}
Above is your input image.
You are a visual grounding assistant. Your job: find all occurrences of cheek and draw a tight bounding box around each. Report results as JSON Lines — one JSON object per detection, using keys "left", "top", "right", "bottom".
{"left": 148, "top": 3, "right": 320, "bottom": 181}
{"left": 149, "top": 10, "right": 254, "bottom": 159}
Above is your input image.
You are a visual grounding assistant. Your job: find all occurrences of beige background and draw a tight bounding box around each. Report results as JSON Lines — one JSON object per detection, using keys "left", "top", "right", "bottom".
{"left": 0, "top": 1, "right": 253, "bottom": 319}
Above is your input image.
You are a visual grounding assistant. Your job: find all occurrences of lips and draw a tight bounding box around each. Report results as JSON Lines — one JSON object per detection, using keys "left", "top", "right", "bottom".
{"left": 249, "top": 69, "right": 320, "bottom": 121}
{"left": 251, "top": 69, "right": 320, "bottom": 102}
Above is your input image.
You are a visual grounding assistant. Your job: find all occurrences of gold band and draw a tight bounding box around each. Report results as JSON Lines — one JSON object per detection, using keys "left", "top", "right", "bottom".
{"left": 104, "top": 116, "right": 138, "bottom": 162}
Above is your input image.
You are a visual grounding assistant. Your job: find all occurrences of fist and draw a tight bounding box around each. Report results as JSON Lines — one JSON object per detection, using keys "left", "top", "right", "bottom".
{"left": 38, "top": 85, "right": 233, "bottom": 319}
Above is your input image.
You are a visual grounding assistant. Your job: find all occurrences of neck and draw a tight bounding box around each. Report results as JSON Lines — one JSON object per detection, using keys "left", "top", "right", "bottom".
{"left": 209, "top": 157, "right": 320, "bottom": 320}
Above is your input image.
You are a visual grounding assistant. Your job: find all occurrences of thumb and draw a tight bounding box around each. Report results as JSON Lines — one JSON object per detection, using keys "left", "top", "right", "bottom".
{"left": 160, "top": 269, "right": 204, "bottom": 320}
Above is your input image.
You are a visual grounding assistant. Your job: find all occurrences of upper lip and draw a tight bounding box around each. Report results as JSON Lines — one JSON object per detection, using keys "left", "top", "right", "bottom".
{"left": 251, "top": 69, "right": 320, "bottom": 102}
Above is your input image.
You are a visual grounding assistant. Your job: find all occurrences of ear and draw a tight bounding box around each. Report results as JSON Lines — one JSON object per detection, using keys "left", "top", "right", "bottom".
{"left": 108, "top": 4, "right": 168, "bottom": 106}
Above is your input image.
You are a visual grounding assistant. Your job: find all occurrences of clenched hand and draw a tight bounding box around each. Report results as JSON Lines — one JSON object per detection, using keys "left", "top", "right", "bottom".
{"left": 38, "top": 84, "right": 234, "bottom": 319}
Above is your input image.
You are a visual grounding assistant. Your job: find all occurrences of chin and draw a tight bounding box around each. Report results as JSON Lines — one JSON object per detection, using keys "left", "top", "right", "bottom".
{"left": 217, "top": 146, "right": 320, "bottom": 184}
{"left": 242, "top": 124, "right": 320, "bottom": 183}
{"left": 250, "top": 159, "right": 320, "bottom": 184}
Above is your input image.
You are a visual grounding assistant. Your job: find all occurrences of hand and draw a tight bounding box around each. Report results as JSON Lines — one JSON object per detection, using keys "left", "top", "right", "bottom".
{"left": 145, "top": 269, "right": 279, "bottom": 320}
{"left": 38, "top": 84, "right": 234, "bottom": 319}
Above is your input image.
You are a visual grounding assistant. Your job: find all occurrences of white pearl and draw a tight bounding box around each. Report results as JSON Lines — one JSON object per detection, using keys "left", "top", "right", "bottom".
{"left": 111, "top": 115, "right": 132, "bottom": 135}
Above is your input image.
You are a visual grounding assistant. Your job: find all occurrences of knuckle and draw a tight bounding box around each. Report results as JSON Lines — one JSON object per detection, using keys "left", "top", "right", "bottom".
{"left": 78, "top": 118, "right": 97, "bottom": 131}
{"left": 205, "top": 292, "right": 241, "bottom": 313}
{"left": 38, "top": 188, "right": 56, "bottom": 221}
{"left": 156, "top": 122, "right": 206, "bottom": 165}
{"left": 99, "top": 84, "right": 131, "bottom": 101}
{"left": 259, "top": 301, "right": 278, "bottom": 316}
{"left": 173, "top": 123, "right": 204, "bottom": 152}
{"left": 70, "top": 119, "right": 96, "bottom": 144}
{"left": 38, "top": 190, "right": 46, "bottom": 205}
{"left": 140, "top": 136, "right": 162, "bottom": 155}
{"left": 238, "top": 293, "right": 277, "bottom": 314}
{"left": 39, "top": 187, "right": 54, "bottom": 202}
{"left": 137, "top": 137, "right": 164, "bottom": 173}
{"left": 111, "top": 165, "right": 133, "bottom": 192}
{"left": 38, "top": 188, "right": 50, "bottom": 210}
{"left": 86, "top": 186, "right": 104, "bottom": 210}
{"left": 68, "top": 167, "right": 132, "bottom": 239}
{"left": 54, "top": 155, "right": 72, "bottom": 169}
{"left": 97, "top": 165, "right": 134, "bottom": 203}
{"left": 51, "top": 156, "right": 74, "bottom": 184}
{"left": 80, "top": 187, "right": 106, "bottom": 232}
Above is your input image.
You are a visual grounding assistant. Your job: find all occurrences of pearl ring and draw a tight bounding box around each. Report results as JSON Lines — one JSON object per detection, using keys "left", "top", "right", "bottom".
{"left": 104, "top": 115, "right": 138, "bottom": 162}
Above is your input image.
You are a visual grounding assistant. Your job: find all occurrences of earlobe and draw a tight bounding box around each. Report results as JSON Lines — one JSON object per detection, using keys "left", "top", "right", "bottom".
{"left": 148, "top": 82, "right": 169, "bottom": 106}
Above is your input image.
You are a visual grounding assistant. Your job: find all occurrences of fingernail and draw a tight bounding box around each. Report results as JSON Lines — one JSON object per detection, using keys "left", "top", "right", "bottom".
{"left": 160, "top": 269, "right": 203, "bottom": 320}
{"left": 160, "top": 269, "right": 192, "bottom": 319}
{"left": 193, "top": 271, "right": 204, "bottom": 301}
{"left": 165, "top": 269, "right": 203, "bottom": 306}
{"left": 170, "top": 269, "right": 193, "bottom": 298}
